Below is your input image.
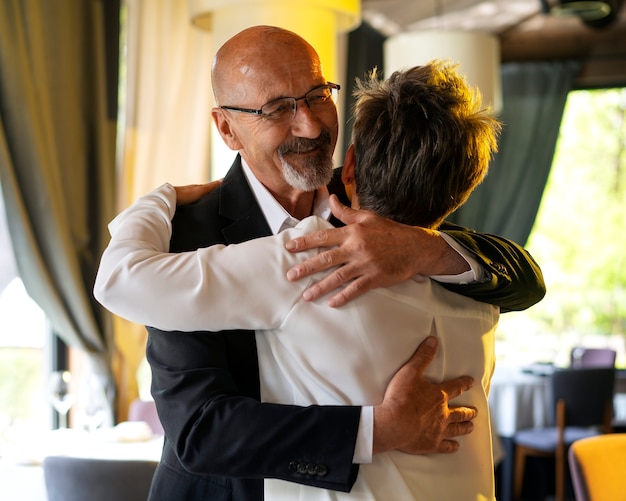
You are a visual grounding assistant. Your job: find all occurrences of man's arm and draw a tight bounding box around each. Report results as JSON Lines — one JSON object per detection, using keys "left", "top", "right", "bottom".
{"left": 146, "top": 325, "right": 361, "bottom": 491}
{"left": 149, "top": 328, "right": 475, "bottom": 488}
{"left": 285, "top": 195, "right": 546, "bottom": 312}
{"left": 436, "top": 221, "right": 545, "bottom": 313}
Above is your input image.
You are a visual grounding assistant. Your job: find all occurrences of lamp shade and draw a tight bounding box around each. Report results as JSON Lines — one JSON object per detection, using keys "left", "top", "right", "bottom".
{"left": 188, "top": 0, "right": 360, "bottom": 33}
{"left": 384, "top": 31, "right": 502, "bottom": 115}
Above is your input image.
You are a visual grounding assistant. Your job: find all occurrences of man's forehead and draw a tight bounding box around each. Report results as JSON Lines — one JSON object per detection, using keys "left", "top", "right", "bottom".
{"left": 238, "top": 74, "right": 325, "bottom": 103}
{"left": 223, "top": 49, "right": 325, "bottom": 104}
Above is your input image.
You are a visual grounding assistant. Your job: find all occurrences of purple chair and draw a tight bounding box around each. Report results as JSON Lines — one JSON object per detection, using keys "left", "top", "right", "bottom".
{"left": 128, "top": 398, "right": 164, "bottom": 435}
{"left": 570, "top": 347, "right": 616, "bottom": 368}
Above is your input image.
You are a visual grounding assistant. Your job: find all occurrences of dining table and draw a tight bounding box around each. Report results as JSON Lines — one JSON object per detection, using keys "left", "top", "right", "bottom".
{"left": 0, "top": 422, "right": 163, "bottom": 501}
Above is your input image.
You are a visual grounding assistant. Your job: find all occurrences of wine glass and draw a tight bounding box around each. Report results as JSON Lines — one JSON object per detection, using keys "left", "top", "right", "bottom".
{"left": 79, "top": 374, "right": 108, "bottom": 432}
{"left": 48, "top": 370, "right": 75, "bottom": 429}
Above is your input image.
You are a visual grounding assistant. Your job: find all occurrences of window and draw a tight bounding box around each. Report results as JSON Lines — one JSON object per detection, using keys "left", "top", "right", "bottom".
{"left": 496, "top": 88, "right": 626, "bottom": 368}
{"left": 0, "top": 192, "right": 49, "bottom": 441}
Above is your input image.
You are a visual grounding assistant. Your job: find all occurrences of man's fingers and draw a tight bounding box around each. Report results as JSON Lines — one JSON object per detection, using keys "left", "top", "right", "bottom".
{"left": 411, "top": 335, "right": 439, "bottom": 363}
{"left": 425, "top": 408, "right": 475, "bottom": 455}
{"left": 284, "top": 195, "right": 367, "bottom": 254}
{"left": 382, "top": 335, "right": 439, "bottom": 380}
{"left": 300, "top": 267, "right": 355, "bottom": 303}
{"left": 433, "top": 421, "right": 474, "bottom": 455}
{"left": 374, "top": 338, "right": 479, "bottom": 456}
{"left": 446, "top": 419, "right": 475, "bottom": 437}
{"left": 328, "top": 194, "right": 359, "bottom": 224}
{"left": 325, "top": 277, "right": 370, "bottom": 307}
{"left": 439, "top": 375, "right": 475, "bottom": 400}
{"left": 435, "top": 439, "right": 461, "bottom": 454}
{"left": 286, "top": 247, "right": 347, "bottom": 281}
{"left": 447, "top": 406, "right": 478, "bottom": 425}
{"left": 285, "top": 227, "right": 344, "bottom": 253}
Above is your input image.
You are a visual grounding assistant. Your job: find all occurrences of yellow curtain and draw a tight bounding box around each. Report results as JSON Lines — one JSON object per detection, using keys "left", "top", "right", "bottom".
{"left": 114, "top": 0, "right": 214, "bottom": 415}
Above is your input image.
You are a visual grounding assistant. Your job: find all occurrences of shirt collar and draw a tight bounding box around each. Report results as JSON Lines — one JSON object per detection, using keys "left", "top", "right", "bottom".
{"left": 241, "top": 158, "right": 331, "bottom": 234}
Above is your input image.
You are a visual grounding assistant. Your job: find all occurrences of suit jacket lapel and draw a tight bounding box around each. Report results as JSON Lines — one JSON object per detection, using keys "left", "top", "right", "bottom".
{"left": 219, "top": 156, "right": 273, "bottom": 244}
{"left": 219, "top": 156, "right": 349, "bottom": 240}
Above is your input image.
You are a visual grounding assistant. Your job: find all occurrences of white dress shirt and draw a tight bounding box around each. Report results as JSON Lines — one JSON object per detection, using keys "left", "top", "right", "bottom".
{"left": 94, "top": 184, "right": 499, "bottom": 500}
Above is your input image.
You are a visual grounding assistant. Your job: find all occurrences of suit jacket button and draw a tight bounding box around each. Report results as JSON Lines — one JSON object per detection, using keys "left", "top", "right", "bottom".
{"left": 297, "top": 463, "right": 307, "bottom": 474}
{"left": 306, "top": 464, "right": 318, "bottom": 475}
{"left": 288, "top": 461, "right": 297, "bottom": 473}
{"left": 316, "top": 464, "right": 328, "bottom": 476}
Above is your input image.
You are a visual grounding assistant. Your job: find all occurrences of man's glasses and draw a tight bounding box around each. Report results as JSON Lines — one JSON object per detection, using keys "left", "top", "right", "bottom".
{"left": 220, "top": 83, "right": 340, "bottom": 122}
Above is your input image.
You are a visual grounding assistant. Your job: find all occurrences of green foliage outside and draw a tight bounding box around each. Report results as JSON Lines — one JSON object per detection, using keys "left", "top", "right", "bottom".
{"left": 0, "top": 347, "right": 47, "bottom": 440}
{"left": 497, "top": 88, "right": 626, "bottom": 366}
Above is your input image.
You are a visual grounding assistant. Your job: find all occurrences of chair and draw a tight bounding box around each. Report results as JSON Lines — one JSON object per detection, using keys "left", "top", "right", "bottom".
{"left": 570, "top": 347, "right": 616, "bottom": 368}
{"left": 513, "top": 367, "right": 615, "bottom": 501}
{"left": 43, "top": 456, "right": 158, "bottom": 501}
{"left": 128, "top": 398, "right": 164, "bottom": 435}
{"left": 568, "top": 433, "right": 626, "bottom": 501}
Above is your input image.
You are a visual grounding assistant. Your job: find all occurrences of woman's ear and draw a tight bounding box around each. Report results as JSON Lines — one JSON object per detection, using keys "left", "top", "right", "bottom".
{"left": 341, "top": 144, "right": 356, "bottom": 202}
{"left": 342, "top": 144, "right": 356, "bottom": 185}
{"left": 211, "top": 108, "right": 243, "bottom": 150}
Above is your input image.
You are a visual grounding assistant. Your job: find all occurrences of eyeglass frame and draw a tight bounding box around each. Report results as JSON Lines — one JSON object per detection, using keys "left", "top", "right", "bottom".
{"left": 219, "top": 82, "right": 340, "bottom": 120}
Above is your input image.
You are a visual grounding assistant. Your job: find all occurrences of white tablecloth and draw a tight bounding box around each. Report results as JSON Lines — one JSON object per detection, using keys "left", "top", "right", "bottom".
{"left": 488, "top": 365, "right": 552, "bottom": 438}
{"left": 0, "top": 426, "right": 163, "bottom": 501}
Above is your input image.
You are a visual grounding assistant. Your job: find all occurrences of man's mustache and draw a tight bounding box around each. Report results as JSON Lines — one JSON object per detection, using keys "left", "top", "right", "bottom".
{"left": 278, "top": 131, "right": 332, "bottom": 155}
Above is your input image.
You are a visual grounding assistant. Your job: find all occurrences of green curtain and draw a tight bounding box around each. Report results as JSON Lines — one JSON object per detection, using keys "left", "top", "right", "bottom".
{"left": 448, "top": 60, "right": 582, "bottom": 244}
{"left": 0, "top": 0, "right": 119, "bottom": 413}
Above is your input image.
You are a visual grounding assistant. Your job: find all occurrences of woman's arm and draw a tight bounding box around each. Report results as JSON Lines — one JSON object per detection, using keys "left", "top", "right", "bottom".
{"left": 93, "top": 184, "right": 324, "bottom": 331}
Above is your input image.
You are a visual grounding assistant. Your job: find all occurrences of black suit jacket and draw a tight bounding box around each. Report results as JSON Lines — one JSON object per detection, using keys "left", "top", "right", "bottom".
{"left": 147, "top": 155, "right": 545, "bottom": 500}
{"left": 147, "top": 157, "right": 359, "bottom": 501}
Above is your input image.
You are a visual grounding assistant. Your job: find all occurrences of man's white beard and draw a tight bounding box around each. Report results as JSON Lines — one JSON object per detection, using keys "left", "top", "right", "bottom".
{"left": 280, "top": 155, "right": 333, "bottom": 192}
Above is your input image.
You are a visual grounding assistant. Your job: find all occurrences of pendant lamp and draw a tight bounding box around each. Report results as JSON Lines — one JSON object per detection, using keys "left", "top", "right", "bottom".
{"left": 384, "top": 30, "right": 502, "bottom": 115}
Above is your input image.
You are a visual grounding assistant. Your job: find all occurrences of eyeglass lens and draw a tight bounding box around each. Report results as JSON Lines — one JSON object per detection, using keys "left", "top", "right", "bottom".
{"left": 261, "top": 85, "right": 337, "bottom": 120}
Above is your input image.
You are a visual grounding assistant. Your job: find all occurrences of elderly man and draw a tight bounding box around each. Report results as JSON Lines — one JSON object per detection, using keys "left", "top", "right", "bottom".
{"left": 96, "top": 26, "right": 544, "bottom": 501}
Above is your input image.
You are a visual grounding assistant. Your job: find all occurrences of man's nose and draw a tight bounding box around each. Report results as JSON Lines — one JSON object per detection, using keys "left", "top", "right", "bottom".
{"left": 290, "top": 98, "right": 323, "bottom": 138}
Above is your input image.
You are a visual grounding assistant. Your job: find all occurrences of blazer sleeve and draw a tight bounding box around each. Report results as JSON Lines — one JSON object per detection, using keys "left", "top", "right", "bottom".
{"left": 144, "top": 164, "right": 361, "bottom": 492}
{"left": 147, "top": 326, "right": 361, "bottom": 492}
{"left": 439, "top": 221, "right": 546, "bottom": 313}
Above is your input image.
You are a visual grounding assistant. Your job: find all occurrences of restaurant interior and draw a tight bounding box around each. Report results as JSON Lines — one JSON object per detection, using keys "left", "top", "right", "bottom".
{"left": 1, "top": 1, "right": 625, "bottom": 500}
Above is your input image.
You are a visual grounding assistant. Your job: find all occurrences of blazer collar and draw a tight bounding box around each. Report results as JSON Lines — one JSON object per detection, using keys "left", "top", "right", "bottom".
{"left": 219, "top": 156, "right": 273, "bottom": 244}
{"left": 218, "top": 155, "right": 348, "bottom": 242}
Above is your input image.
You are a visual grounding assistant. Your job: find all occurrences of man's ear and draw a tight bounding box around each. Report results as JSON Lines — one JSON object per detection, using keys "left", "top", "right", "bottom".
{"left": 211, "top": 108, "right": 243, "bottom": 150}
{"left": 341, "top": 144, "right": 356, "bottom": 185}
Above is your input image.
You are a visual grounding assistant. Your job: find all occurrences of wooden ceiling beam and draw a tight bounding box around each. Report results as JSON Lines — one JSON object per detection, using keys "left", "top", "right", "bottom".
{"left": 500, "top": 8, "right": 626, "bottom": 87}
